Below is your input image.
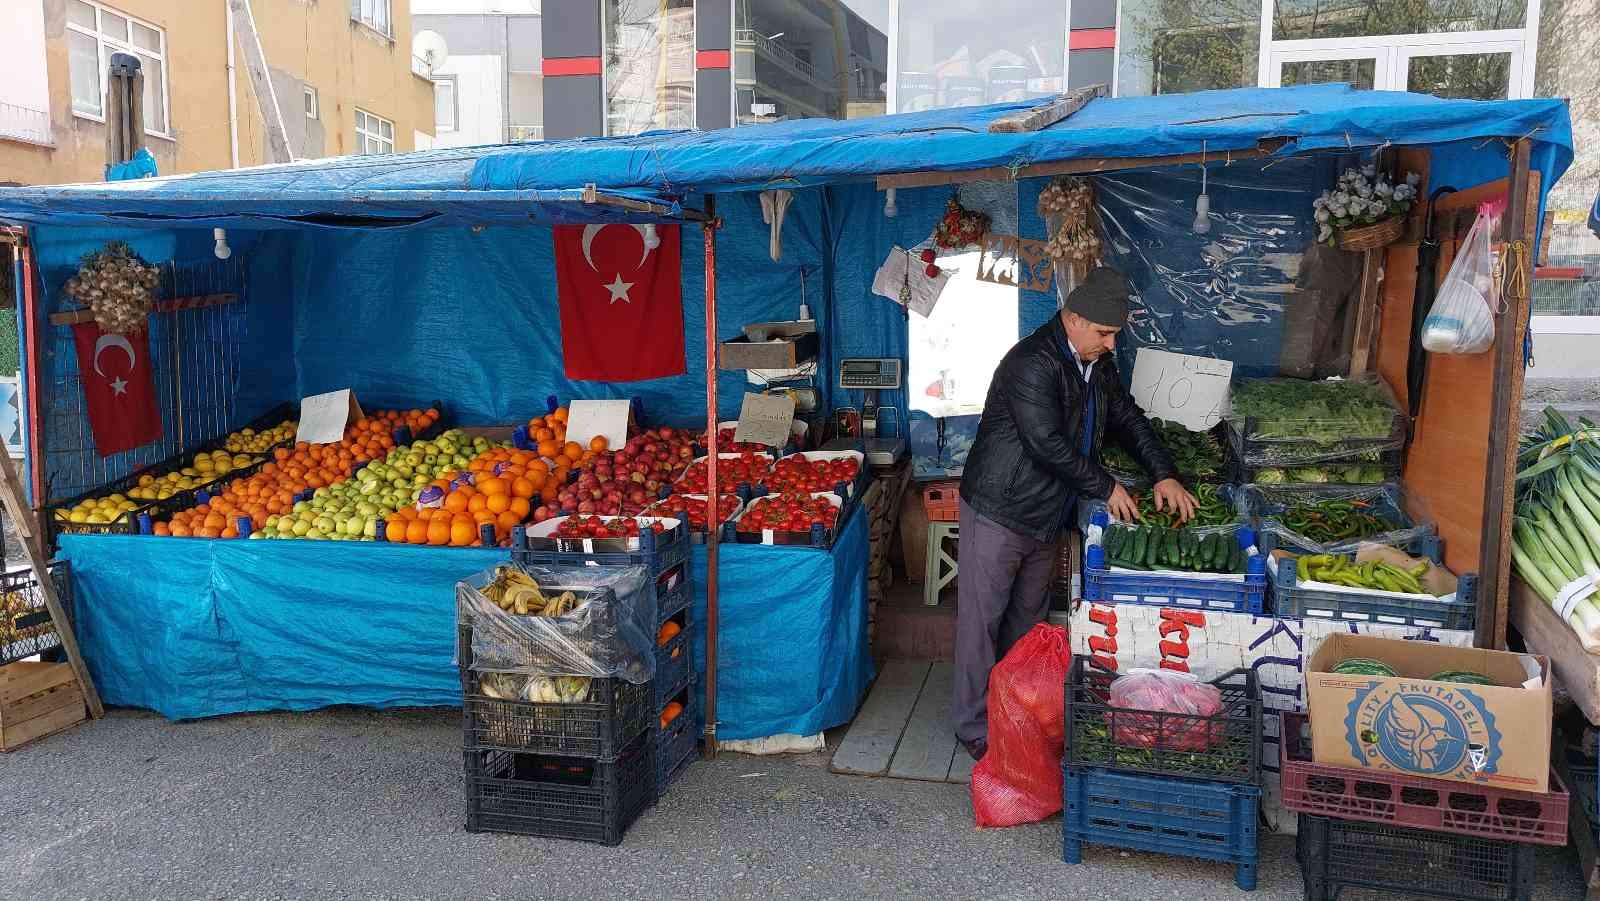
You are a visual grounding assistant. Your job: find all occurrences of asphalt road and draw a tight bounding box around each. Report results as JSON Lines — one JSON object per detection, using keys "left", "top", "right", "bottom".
{"left": 0, "top": 706, "right": 1586, "bottom": 900}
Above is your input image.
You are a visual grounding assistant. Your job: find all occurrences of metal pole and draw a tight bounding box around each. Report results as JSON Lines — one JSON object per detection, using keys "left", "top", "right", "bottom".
{"left": 18, "top": 235, "right": 44, "bottom": 506}
{"left": 702, "top": 194, "right": 720, "bottom": 758}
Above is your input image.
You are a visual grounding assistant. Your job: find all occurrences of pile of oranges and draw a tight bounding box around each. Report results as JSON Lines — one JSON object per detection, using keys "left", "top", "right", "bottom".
{"left": 528, "top": 407, "right": 608, "bottom": 470}
{"left": 154, "top": 408, "right": 429, "bottom": 539}
{"left": 384, "top": 446, "right": 549, "bottom": 546}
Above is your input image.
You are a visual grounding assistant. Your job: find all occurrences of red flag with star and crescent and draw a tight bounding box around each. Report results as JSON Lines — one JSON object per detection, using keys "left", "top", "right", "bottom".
{"left": 71, "top": 322, "right": 162, "bottom": 457}
{"left": 553, "top": 223, "right": 686, "bottom": 381}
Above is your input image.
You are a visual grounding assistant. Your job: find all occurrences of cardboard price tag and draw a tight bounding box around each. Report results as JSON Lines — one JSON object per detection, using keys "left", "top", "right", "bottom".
{"left": 1129, "top": 349, "right": 1232, "bottom": 431}
{"left": 297, "top": 389, "right": 364, "bottom": 444}
{"left": 565, "top": 399, "right": 631, "bottom": 450}
{"left": 733, "top": 392, "right": 796, "bottom": 447}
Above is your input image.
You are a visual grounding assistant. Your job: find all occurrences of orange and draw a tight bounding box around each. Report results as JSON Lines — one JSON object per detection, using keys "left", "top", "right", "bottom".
{"left": 478, "top": 477, "right": 509, "bottom": 497}
{"left": 203, "top": 512, "right": 227, "bottom": 531}
{"left": 426, "top": 520, "right": 451, "bottom": 546}
{"left": 589, "top": 435, "right": 609, "bottom": 452}
{"left": 444, "top": 492, "right": 469, "bottom": 514}
{"left": 534, "top": 428, "right": 555, "bottom": 443}
{"left": 405, "top": 519, "right": 429, "bottom": 545}
{"left": 657, "top": 620, "right": 682, "bottom": 645}
{"left": 198, "top": 527, "right": 223, "bottom": 539}
{"left": 152, "top": 522, "right": 172, "bottom": 537}
{"left": 467, "top": 494, "right": 489, "bottom": 513}
{"left": 220, "top": 526, "right": 239, "bottom": 539}
{"left": 551, "top": 407, "right": 568, "bottom": 423}
{"left": 473, "top": 510, "right": 497, "bottom": 526}
{"left": 660, "top": 701, "right": 684, "bottom": 729}
{"left": 511, "top": 478, "right": 536, "bottom": 499}
{"left": 496, "top": 509, "right": 521, "bottom": 533}
{"left": 385, "top": 519, "right": 406, "bottom": 542}
{"left": 449, "top": 520, "right": 476, "bottom": 547}
{"left": 508, "top": 497, "right": 531, "bottom": 519}
{"left": 536, "top": 440, "right": 559, "bottom": 459}
{"left": 169, "top": 522, "right": 191, "bottom": 537}
{"left": 485, "top": 493, "right": 511, "bottom": 515}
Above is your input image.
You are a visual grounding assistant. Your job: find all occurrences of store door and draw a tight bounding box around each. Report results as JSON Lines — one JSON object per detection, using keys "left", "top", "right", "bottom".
{"left": 1267, "top": 40, "right": 1527, "bottom": 98}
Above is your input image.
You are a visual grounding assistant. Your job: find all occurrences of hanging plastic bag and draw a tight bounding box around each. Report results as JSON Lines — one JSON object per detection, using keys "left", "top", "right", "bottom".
{"left": 1107, "top": 668, "right": 1223, "bottom": 752}
{"left": 970, "top": 624, "right": 1072, "bottom": 828}
{"left": 1421, "top": 201, "right": 1502, "bottom": 354}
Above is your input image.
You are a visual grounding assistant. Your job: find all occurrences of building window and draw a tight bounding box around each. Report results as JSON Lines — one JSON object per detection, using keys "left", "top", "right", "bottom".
{"left": 303, "top": 86, "right": 319, "bottom": 120}
{"left": 603, "top": 0, "right": 695, "bottom": 136}
{"left": 351, "top": 0, "right": 391, "bottom": 37}
{"left": 433, "top": 78, "right": 457, "bottom": 131}
{"left": 354, "top": 108, "right": 393, "bottom": 154}
{"left": 735, "top": 0, "right": 889, "bottom": 124}
{"left": 1117, "top": 0, "right": 1261, "bottom": 96}
{"left": 66, "top": 0, "right": 170, "bottom": 136}
{"left": 892, "top": 1, "right": 1064, "bottom": 114}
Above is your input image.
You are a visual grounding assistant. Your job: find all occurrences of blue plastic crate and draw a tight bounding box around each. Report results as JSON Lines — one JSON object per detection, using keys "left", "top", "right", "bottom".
{"left": 1082, "top": 507, "right": 1267, "bottom": 613}
{"left": 653, "top": 613, "right": 693, "bottom": 709}
{"left": 655, "top": 563, "right": 691, "bottom": 626}
{"left": 1269, "top": 535, "right": 1478, "bottom": 630}
{"left": 1062, "top": 765, "right": 1260, "bottom": 891}
{"left": 655, "top": 687, "right": 698, "bottom": 799}
{"left": 512, "top": 520, "right": 690, "bottom": 578}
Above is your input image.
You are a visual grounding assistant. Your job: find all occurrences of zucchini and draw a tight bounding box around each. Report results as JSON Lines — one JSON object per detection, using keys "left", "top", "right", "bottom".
{"left": 1332, "top": 657, "right": 1399, "bottom": 677}
{"left": 1428, "top": 670, "right": 1495, "bottom": 686}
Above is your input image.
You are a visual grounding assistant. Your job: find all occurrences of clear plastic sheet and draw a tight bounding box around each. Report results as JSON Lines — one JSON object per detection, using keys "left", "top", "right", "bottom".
{"left": 1225, "top": 373, "right": 1406, "bottom": 466}
{"left": 1092, "top": 162, "right": 1319, "bottom": 379}
{"left": 455, "top": 563, "right": 658, "bottom": 684}
{"left": 1244, "top": 483, "right": 1436, "bottom": 555}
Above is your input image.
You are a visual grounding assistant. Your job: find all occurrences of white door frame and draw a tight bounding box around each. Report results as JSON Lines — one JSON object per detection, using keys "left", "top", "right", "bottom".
{"left": 1264, "top": 32, "right": 1529, "bottom": 98}
{"left": 1265, "top": 46, "right": 1390, "bottom": 89}
{"left": 1394, "top": 39, "right": 1528, "bottom": 98}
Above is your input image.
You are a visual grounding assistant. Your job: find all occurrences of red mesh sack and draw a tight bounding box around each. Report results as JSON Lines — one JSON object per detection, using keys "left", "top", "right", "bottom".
{"left": 970, "top": 623, "right": 1072, "bottom": 827}
{"left": 1107, "top": 668, "right": 1223, "bottom": 752}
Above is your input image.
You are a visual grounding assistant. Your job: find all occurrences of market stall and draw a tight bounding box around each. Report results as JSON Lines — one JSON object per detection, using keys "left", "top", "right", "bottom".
{"left": 0, "top": 84, "right": 1576, "bottom": 764}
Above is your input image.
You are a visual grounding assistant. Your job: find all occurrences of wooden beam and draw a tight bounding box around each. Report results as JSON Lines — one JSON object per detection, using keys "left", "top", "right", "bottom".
{"left": 1347, "top": 250, "right": 1384, "bottom": 376}
{"left": 1477, "top": 137, "right": 1534, "bottom": 650}
{"left": 48, "top": 293, "right": 237, "bottom": 327}
{"left": 874, "top": 139, "right": 1287, "bottom": 191}
{"left": 987, "top": 85, "right": 1107, "bottom": 134}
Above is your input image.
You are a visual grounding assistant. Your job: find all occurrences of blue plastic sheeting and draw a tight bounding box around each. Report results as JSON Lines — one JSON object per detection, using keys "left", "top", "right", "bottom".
{"left": 58, "top": 534, "right": 504, "bottom": 719}
{"left": 687, "top": 505, "right": 874, "bottom": 741}
{"left": 56, "top": 523, "right": 871, "bottom": 739}
{"left": 106, "top": 148, "right": 158, "bottom": 182}
{"left": 468, "top": 86, "right": 1572, "bottom": 197}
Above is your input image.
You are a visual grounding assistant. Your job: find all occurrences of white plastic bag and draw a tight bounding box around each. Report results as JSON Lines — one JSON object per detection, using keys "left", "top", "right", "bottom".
{"left": 1421, "top": 202, "right": 1501, "bottom": 354}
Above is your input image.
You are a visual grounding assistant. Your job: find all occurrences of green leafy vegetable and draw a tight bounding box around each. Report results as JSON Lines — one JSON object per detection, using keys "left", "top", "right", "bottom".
{"left": 1103, "top": 418, "right": 1224, "bottom": 485}
{"left": 1229, "top": 378, "right": 1398, "bottom": 444}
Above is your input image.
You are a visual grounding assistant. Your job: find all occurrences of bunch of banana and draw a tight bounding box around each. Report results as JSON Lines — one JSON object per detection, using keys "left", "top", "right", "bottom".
{"left": 482, "top": 566, "right": 582, "bottom": 617}
{"left": 524, "top": 675, "right": 592, "bottom": 703}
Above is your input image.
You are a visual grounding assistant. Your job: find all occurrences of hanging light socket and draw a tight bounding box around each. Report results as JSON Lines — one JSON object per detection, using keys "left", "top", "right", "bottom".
{"left": 883, "top": 187, "right": 898, "bottom": 219}
{"left": 642, "top": 223, "right": 661, "bottom": 250}
{"left": 213, "top": 227, "right": 232, "bottom": 260}
{"left": 1192, "top": 194, "right": 1212, "bottom": 235}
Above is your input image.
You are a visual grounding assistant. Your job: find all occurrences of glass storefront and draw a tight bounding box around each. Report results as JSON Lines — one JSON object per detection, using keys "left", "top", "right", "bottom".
{"left": 1117, "top": 0, "right": 1260, "bottom": 96}
{"left": 734, "top": 0, "right": 889, "bottom": 124}
{"left": 892, "top": 1, "right": 1066, "bottom": 112}
{"left": 604, "top": 0, "right": 695, "bottom": 136}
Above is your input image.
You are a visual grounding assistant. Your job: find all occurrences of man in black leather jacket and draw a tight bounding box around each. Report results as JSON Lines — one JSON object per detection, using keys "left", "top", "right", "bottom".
{"left": 952, "top": 266, "right": 1196, "bottom": 760}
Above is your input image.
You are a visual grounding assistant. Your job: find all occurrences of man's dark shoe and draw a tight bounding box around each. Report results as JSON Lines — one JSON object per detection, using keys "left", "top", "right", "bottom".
{"left": 960, "top": 737, "right": 987, "bottom": 761}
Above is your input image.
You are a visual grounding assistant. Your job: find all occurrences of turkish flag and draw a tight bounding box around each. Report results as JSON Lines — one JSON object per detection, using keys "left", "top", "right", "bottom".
{"left": 71, "top": 322, "right": 162, "bottom": 457}
{"left": 553, "top": 224, "right": 686, "bottom": 381}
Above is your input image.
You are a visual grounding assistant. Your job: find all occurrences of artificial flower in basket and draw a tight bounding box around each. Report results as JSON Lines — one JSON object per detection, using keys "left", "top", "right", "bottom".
{"left": 63, "top": 241, "right": 162, "bottom": 334}
{"left": 932, "top": 197, "right": 991, "bottom": 250}
{"left": 1313, "top": 165, "right": 1420, "bottom": 251}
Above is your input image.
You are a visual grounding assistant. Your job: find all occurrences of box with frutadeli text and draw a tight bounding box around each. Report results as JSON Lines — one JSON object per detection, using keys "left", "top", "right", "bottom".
{"left": 1305, "top": 633, "right": 1552, "bottom": 793}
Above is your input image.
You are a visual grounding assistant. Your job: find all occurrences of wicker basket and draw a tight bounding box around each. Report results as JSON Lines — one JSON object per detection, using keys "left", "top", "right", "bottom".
{"left": 1335, "top": 215, "right": 1405, "bottom": 251}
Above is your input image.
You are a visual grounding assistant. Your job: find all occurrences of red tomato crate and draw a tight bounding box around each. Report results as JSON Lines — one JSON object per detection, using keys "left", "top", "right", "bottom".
{"left": 921, "top": 480, "right": 960, "bottom": 522}
{"left": 1279, "top": 712, "right": 1568, "bottom": 846}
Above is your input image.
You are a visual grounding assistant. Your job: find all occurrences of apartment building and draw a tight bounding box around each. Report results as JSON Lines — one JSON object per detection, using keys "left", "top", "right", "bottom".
{"left": 413, "top": 0, "right": 544, "bottom": 148}
{"left": 0, "top": 0, "right": 437, "bottom": 186}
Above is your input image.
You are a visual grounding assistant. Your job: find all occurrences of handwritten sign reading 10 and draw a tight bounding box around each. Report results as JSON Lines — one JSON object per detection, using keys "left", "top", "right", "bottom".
{"left": 1129, "top": 348, "right": 1233, "bottom": 432}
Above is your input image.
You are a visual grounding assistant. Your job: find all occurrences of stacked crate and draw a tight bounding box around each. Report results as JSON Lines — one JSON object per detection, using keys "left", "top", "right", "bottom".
{"left": 514, "top": 521, "right": 698, "bottom": 801}
{"left": 457, "top": 568, "right": 658, "bottom": 845}
{"left": 1061, "top": 656, "right": 1263, "bottom": 891}
{"left": 1281, "top": 712, "right": 1567, "bottom": 901}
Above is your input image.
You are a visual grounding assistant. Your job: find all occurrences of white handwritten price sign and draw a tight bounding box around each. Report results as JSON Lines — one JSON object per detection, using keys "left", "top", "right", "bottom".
{"left": 1129, "top": 349, "right": 1233, "bottom": 431}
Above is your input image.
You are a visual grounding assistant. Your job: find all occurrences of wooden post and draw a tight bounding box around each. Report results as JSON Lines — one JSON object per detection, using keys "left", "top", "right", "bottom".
{"left": 1476, "top": 138, "right": 1534, "bottom": 649}
{"left": 987, "top": 85, "right": 1107, "bottom": 134}
{"left": 702, "top": 195, "right": 720, "bottom": 758}
{"left": 1347, "top": 250, "right": 1384, "bottom": 375}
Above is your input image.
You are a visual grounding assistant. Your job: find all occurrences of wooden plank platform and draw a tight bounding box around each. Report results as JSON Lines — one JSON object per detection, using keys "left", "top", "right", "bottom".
{"left": 1, "top": 661, "right": 86, "bottom": 752}
{"left": 832, "top": 658, "right": 976, "bottom": 784}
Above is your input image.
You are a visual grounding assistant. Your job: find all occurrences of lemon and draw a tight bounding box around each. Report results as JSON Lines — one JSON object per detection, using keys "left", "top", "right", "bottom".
{"left": 68, "top": 510, "right": 89, "bottom": 524}
{"left": 138, "top": 474, "right": 156, "bottom": 487}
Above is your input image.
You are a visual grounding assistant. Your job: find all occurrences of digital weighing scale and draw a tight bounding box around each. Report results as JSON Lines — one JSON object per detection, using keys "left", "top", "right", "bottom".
{"left": 826, "top": 358, "right": 907, "bottom": 466}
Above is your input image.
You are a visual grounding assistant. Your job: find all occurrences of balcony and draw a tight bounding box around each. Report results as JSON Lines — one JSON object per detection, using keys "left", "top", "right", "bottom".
{"left": 0, "top": 102, "right": 52, "bottom": 147}
{"left": 505, "top": 125, "right": 544, "bottom": 143}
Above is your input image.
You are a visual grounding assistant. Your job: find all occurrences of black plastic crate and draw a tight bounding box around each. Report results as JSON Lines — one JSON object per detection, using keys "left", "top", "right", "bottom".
{"left": 1064, "top": 655, "right": 1262, "bottom": 784}
{"left": 656, "top": 563, "right": 691, "bottom": 627}
{"left": 464, "top": 730, "right": 655, "bottom": 846}
{"left": 0, "top": 563, "right": 72, "bottom": 667}
{"left": 654, "top": 608, "right": 692, "bottom": 709}
{"left": 194, "top": 401, "right": 299, "bottom": 455}
{"left": 1297, "top": 814, "right": 1536, "bottom": 901}
{"left": 461, "top": 665, "right": 653, "bottom": 759}
{"left": 655, "top": 685, "right": 697, "bottom": 799}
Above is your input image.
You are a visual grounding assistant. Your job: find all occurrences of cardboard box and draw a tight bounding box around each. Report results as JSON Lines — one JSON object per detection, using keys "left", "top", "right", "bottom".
{"left": 1305, "top": 633, "right": 1551, "bottom": 793}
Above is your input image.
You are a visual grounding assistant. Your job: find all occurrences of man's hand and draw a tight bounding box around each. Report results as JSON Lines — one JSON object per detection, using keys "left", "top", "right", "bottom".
{"left": 1153, "top": 478, "right": 1198, "bottom": 524}
{"left": 1107, "top": 482, "right": 1140, "bottom": 522}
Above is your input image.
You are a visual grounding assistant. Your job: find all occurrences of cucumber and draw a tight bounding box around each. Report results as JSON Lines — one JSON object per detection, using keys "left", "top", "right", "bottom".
{"left": 1143, "top": 527, "right": 1160, "bottom": 567}
{"left": 1428, "top": 670, "right": 1495, "bottom": 686}
{"left": 1199, "top": 533, "right": 1219, "bottom": 572}
{"left": 1105, "top": 527, "right": 1125, "bottom": 561}
{"left": 1332, "top": 657, "right": 1399, "bottom": 677}
{"left": 1131, "top": 528, "right": 1148, "bottom": 567}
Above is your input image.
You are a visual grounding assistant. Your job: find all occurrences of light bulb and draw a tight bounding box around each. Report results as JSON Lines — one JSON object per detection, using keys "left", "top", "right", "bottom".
{"left": 883, "top": 187, "right": 898, "bottom": 219}
{"left": 212, "top": 227, "right": 232, "bottom": 260}
{"left": 1192, "top": 195, "right": 1211, "bottom": 235}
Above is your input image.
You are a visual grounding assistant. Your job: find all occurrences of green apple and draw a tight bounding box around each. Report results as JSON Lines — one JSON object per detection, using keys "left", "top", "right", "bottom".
{"left": 291, "top": 519, "right": 312, "bottom": 537}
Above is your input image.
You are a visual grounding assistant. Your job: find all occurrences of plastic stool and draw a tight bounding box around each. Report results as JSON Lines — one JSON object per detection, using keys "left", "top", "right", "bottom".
{"left": 923, "top": 521, "right": 958, "bottom": 606}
